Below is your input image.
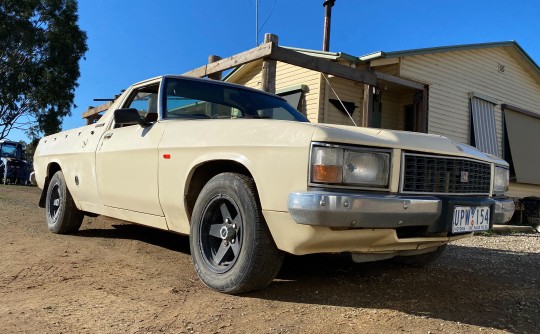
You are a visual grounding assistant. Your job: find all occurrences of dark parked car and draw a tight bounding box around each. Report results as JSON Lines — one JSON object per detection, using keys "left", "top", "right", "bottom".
{"left": 0, "top": 139, "right": 31, "bottom": 185}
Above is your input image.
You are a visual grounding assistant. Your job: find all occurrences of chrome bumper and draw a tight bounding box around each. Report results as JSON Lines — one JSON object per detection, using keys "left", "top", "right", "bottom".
{"left": 288, "top": 191, "right": 515, "bottom": 228}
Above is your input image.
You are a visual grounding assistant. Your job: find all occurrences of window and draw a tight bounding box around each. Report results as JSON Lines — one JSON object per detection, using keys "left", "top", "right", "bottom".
{"left": 469, "top": 93, "right": 499, "bottom": 156}
{"left": 503, "top": 105, "right": 540, "bottom": 185}
{"left": 163, "top": 78, "right": 308, "bottom": 122}
{"left": 0, "top": 143, "right": 23, "bottom": 159}
{"left": 128, "top": 91, "right": 158, "bottom": 114}
{"left": 119, "top": 84, "right": 159, "bottom": 127}
{"left": 276, "top": 84, "right": 308, "bottom": 114}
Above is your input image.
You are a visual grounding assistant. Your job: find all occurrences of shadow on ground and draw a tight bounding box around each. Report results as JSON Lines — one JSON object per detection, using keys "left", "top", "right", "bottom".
{"left": 255, "top": 244, "right": 540, "bottom": 333}
{"left": 74, "top": 221, "right": 539, "bottom": 332}
{"left": 75, "top": 223, "right": 191, "bottom": 255}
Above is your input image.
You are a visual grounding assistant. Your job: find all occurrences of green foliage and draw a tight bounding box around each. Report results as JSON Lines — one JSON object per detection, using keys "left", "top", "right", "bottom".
{"left": 0, "top": 0, "right": 88, "bottom": 140}
{"left": 24, "top": 138, "right": 39, "bottom": 162}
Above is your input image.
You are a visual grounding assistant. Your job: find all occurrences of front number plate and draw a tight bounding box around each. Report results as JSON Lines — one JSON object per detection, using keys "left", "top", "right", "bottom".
{"left": 452, "top": 206, "right": 490, "bottom": 233}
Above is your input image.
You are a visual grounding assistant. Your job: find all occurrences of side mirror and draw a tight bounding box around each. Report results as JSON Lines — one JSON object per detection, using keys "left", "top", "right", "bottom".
{"left": 114, "top": 108, "right": 147, "bottom": 127}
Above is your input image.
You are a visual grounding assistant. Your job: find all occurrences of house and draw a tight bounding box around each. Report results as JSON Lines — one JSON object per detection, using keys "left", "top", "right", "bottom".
{"left": 82, "top": 35, "right": 540, "bottom": 201}
{"left": 223, "top": 40, "right": 540, "bottom": 199}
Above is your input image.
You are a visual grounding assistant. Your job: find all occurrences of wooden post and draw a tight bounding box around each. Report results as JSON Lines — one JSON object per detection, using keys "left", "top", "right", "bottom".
{"left": 421, "top": 87, "right": 428, "bottom": 133}
{"left": 414, "top": 88, "right": 428, "bottom": 133}
{"left": 362, "top": 84, "right": 373, "bottom": 127}
{"left": 261, "top": 33, "right": 278, "bottom": 94}
{"left": 85, "top": 107, "right": 94, "bottom": 125}
{"left": 207, "top": 55, "right": 222, "bottom": 80}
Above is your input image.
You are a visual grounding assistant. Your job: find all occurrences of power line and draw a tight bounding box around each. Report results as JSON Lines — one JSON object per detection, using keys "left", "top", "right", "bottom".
{"left": 255, "top": 0, "right": 277, "bottom": 45}
{"left": 258, "top": 0, "right": 277, "bottom": 34}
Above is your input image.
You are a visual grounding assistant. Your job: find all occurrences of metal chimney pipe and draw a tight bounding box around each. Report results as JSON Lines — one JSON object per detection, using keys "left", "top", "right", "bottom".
{"left": 322, "top": 0, "right": 336, "bottom": 51}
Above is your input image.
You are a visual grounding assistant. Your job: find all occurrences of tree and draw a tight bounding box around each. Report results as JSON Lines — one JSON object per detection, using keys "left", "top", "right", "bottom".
{"left": 0, "top": 0, "right": 88, "bottom": 140}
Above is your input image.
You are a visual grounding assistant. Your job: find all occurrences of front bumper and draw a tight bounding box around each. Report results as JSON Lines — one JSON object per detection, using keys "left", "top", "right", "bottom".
{"left": 288, "top": 191, "right": 515, "bottom": 230}
{"left": 1, "top": 159, "right": 29, "bottom": 180}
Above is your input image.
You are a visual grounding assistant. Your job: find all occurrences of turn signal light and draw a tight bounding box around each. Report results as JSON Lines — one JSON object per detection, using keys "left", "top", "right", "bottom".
{"left": 312, "top": 165, "right": 343, "bottom": 183}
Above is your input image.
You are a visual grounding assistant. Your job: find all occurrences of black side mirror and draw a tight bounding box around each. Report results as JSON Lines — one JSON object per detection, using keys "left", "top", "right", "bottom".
{"left": 114, "top": 108, "right": 149, "bottom": 127}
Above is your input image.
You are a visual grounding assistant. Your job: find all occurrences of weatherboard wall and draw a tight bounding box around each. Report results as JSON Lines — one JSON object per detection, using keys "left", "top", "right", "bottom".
{"left": 399, "top": 46, "right": 540, "bottom": 158}
{"left": 322, "top": 76, "right": 363, "bottom": 126}
{"left": 274, "top": 62, "right": 321, "bottom": 122}
{"left": 380, "top": 92, "right": 404, "bottom": 130}
{"left": 227, "top": 62, "right": 263, "bottom": 91}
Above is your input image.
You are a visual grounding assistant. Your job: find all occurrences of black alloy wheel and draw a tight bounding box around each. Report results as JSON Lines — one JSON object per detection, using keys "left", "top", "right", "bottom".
{"left": 199, "top": 195, "right": 243, "bottom": 273}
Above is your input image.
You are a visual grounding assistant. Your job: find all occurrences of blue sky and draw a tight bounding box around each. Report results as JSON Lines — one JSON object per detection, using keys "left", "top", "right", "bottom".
{"left": 9, "top": 0, "right": 540, "bottom": 142}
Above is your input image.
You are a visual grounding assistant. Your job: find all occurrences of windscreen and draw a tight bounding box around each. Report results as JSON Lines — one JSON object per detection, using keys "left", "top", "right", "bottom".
{"left": 163, "top": 78, "right": 309, "bottom": 122}
{"left": 0, "top": 143, "right": 23, "bottom": 159}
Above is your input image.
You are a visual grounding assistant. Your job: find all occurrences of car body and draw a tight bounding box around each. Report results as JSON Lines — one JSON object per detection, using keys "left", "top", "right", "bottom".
{"left": 34, "top": 75, "right": 515, "bottom": 293}
{"left": 0, "top": 139, "right": 30, "bottom": 185}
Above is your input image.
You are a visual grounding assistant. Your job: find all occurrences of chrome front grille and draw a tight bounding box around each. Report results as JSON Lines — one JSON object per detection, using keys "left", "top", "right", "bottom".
{"left": 401, "top": 153, "right": 491, "bottom": 195}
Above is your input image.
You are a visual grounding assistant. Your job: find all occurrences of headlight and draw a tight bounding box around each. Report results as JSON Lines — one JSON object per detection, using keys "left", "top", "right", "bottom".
{"left": 493, "top": 166, "right": 509, "bottom": 194}
{"left": 310, "top": 144, "right": 390, "bottom": 188}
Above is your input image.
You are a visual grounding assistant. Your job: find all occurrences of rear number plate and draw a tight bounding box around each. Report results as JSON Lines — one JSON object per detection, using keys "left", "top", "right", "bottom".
{"left": 452, "top": 206, "right": 490, "bottom": 233}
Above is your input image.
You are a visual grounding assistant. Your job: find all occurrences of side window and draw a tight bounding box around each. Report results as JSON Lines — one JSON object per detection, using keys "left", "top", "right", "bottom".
{"left": 118, "top": 84, "right": 159, "bottom": 127}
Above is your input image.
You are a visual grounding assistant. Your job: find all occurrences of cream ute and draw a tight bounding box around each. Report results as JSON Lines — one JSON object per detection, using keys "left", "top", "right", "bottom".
{"left": 34, "top": 75, "right": 514, "bottom": 294}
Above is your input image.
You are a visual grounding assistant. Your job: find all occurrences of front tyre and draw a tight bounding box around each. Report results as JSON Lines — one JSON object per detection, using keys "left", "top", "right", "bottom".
{"left": 45, "top": 171, "right": 84, "bottom": 234}
{"left": 190, "top": 173, "right": 283, "bottom": 294}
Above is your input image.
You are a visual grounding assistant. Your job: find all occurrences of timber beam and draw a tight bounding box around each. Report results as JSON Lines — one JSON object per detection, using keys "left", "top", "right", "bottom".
{"left": 374, "top": 71, "right": 426, "bottom": 90}
{"left": 183, "top": 41, "right": 378, "bottom": 86}
{"left": 270, "top": 47, "right": 377, "bottom": 86}
{"left": 182, "top": 42, "right": 274, "bottom": 78}
{"left": 82, "top": 101, "right": 113, "bottom": 120}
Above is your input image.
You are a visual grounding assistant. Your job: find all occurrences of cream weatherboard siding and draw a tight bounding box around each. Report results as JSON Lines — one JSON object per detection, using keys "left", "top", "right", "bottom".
{"left": 227, "top": 61, "right": 322, "bottom": 123}
{"left": 380, "top": 92, "right": 404, "bottom": 130}
{"left": 274, "top": 62, "right": 322, "bottom": 122}
{"left": 399, "top": 46, "right": 540, "bottom": 158}
{"left": 322, "top": 76, "right": 363, "bottom": 126}
{"left": 230, "top": 61, "right": 263, "bottom": 89}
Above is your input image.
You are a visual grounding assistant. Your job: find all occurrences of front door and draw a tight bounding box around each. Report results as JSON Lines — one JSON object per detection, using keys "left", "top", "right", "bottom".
{"left": 96, "top": 82, "right": 165, "bottom": 216}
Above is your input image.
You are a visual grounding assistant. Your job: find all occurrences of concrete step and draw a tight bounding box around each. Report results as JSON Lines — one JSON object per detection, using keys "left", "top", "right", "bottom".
{"left": 492, "top": 225, "right": 538, "bottom": 234}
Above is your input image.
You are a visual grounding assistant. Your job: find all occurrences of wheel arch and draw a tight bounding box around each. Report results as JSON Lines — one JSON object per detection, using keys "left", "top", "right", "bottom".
{"left": 38, "top": 161, "right": 63, "bottom": 208}
{"left": 184, "top": 159, "right": 260, "bottom": 221}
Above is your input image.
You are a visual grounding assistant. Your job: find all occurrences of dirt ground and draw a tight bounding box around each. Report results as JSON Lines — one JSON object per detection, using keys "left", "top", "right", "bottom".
{"left": 1, "top": 186, "right": 539, "bottom": 334}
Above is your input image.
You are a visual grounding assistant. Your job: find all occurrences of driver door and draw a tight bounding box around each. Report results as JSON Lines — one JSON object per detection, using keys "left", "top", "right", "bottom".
{"left": 95, "top": 81, "right": 165, "bottom": 216}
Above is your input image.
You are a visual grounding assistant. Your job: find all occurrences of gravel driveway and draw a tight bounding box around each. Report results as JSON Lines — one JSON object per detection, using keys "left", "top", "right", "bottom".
{"left": 0, "top": 185, "right": 539, "bottom": 333}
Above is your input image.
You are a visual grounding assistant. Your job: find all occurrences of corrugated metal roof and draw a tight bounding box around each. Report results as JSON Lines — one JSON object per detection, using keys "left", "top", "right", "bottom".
{"left": 281, "top": 46, "right": 361, "bottom": 63}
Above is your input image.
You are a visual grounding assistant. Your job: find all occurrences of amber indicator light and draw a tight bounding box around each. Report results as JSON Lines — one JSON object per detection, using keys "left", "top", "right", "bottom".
{"left": 312, "top": 165, "right": 342, "bottom": 183}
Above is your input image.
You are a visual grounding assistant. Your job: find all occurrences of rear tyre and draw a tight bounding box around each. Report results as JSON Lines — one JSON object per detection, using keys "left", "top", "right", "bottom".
{"left": 190, "top": 172, "right": 283, "bottom": 294}
{"left": 46, "top": 171, "right": 84, "bottom": 234}
{"left": 391, "top": 245, "right": 447, "bottom": 267}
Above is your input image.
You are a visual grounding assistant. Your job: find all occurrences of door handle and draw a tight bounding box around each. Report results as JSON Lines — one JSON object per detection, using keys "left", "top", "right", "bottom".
{"left": 104, "top": 132, "right": 113, "bottom": 139}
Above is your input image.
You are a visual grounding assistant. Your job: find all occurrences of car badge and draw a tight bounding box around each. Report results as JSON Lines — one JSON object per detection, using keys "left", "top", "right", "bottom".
{"left": 460, "top": 171, "right": 469, "bottom": 183}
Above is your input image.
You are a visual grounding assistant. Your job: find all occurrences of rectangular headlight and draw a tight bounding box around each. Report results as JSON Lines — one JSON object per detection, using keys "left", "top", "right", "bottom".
{"left": 311, "top": 144, "right": 390, "bottom": 188}
{"left": 343, "top": 151, "right": 389, "bottom": 186}
{"left": 493, "top": 166, "right": 509, "bottom": 194}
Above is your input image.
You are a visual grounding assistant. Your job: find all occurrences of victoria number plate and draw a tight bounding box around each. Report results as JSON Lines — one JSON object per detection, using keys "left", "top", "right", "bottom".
{"left": 452, "top": 206, "right": 490, "bottom": 233}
